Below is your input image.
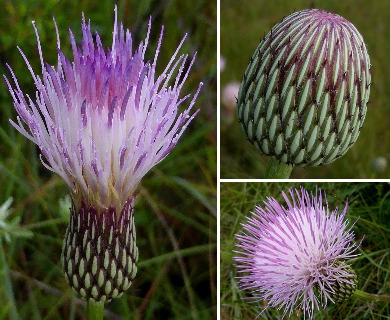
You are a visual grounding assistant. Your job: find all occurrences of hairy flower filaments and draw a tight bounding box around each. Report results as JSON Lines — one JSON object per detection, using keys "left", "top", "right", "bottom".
{"left": 237, "top": 9, "right": 371, "bottom": 166}
{"left": 5, "top": 7, "right": 201, "bottom": 302}
{"left": 234, "top": 187, "right": 360, "bottom": 319}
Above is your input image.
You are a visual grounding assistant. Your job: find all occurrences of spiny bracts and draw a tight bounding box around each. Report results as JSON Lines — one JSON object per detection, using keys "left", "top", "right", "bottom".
{"left": 61, "top": 199, "right": 138, "bottom": 302}
{"left": 320, "top": 260, "right": 358, "bottom": 304}
{"left": 237, "top": 9, "right": 371, "bottom": 166}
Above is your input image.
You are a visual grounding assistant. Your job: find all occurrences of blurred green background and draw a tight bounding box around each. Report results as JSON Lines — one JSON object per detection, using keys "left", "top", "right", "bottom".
{"left": 220, "top": 0, "right": 390, "bottom": 178}
{"left": 221, "top": 182, "right": 390, "bottom": 319}
{"left": 0, "top": 0, "right": 216, "bottom": 319}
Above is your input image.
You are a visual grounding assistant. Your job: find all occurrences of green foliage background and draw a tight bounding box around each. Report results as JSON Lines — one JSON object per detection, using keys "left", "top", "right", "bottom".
{"left": 0, "top": 0, "right": 216, "bottom": 319}
{"left": 220, "top": 182, "right": 390, "bottom": 319}
{"left": 220, "top": 0, "right": 390, "bottom": 178}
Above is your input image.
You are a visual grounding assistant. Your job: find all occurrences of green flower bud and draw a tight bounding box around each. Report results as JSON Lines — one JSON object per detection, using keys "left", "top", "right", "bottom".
{"left": 237, "top": 9, "right": 371, "bottom": 166}
{"left": 61, "top": 199, "right": 138, "bottom": 302}
{"left": 329, "top": 261, "right": 358, "bottom": 303}
{"left": 314, "top": 260, "right": 358, "bottom": 304}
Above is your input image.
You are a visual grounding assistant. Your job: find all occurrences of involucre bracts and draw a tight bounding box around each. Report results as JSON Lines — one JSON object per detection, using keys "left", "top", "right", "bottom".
{"left": 237, "top": 9, "right": 371, "bottom": 166}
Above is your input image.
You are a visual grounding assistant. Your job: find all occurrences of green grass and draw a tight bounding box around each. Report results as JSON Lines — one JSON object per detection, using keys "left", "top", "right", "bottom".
{"left": 220, "top": 182, "right": 390, "bottom": 319}
{"left": 220, "top": 0, "right": 390, "bottom": 178}
{"left": 0, "top": 0, "right": 216, "bottom": 319}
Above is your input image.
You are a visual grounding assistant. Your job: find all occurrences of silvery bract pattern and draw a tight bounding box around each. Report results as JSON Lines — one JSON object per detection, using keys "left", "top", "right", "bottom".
{"left": 234, "top": 187, "right": 360, "bottom": 319}
{"left": 5, "top": 7, "right": 201, "bottom": 302}
{"left": 237, "top": 9, "right": 371, "bottom": 166}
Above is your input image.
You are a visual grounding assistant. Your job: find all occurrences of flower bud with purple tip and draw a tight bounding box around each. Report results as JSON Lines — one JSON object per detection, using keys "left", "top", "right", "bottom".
{"left": 237, "top": 9, "right": 371, "bottom": 166}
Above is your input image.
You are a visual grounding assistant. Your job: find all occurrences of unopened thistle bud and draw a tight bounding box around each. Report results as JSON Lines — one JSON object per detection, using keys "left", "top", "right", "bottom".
{"left": 237, "top": 9, "right": 371, "bottom": 166}
{"left": 324, "top": 260, "right": 358, "bottom": 303}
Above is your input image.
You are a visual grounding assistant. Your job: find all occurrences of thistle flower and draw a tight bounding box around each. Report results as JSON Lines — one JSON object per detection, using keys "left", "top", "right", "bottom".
{"left": 222, "top": 82, "right": 240, "bottom": 110}
{"left": 5, "top": 7, "right": 202, "bottom": 302}
{"left": 222, "top": 81, "right": 240, "bottom": 124}
{"left": 237, "top": 9, "right": 371, "bottom": 166}
{"left": 234, "top": 187, "right": 360, "bottom": 319}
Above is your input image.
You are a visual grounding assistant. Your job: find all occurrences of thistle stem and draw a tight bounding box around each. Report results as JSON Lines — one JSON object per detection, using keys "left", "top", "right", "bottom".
{"left": 87, "top": 300, "right": 104, "bottom": 320}
{"left": 265, "top": 159, "right": 293, "bottom": 178}
{"left": 353, "top": 289, "right": 390, "bottom": 301}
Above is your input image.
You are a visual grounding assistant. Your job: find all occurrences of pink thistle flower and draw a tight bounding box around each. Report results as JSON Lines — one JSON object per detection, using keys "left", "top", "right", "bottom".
{"left": 234, "top": 187, "right": 361, "bottom": 319}
{"left": 237, "top": 9, "right": 371, "bottom": 167}
{"left": 4, "top": 6, "right": 202, "bottom": 302}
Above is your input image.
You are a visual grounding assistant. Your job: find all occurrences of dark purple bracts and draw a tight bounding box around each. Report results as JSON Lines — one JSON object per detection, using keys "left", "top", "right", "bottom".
{"left": 62, "top": 198, "right": 138, "bottom": 302}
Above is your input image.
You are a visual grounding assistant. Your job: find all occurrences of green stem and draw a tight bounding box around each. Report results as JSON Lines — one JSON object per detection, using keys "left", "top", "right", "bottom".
{"left": 87, "top": 300, "right": 104, "bottom": 320}
{"left": 0, "top": 238, "right": 19, "bottom": 320}
{"left": 353, "top": 289, "right": 390, "bottom": 301}
{"left": 265, "top": 158, "right": 293, "bottom": 178}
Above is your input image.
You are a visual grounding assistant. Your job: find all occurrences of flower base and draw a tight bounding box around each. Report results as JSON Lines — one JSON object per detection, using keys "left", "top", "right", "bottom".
{"left": 61, "top": 198, "right": 138, "bottom": 302}
{"left": 328, "top": 260, "right": 358, "bottom": 303}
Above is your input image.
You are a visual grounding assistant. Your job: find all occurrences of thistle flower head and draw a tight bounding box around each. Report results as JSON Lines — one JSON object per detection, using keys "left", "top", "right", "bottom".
{"left": 234, "top": 187, "right": 360, "bottom": 319}
{"left": 237, "top": 9, "right": 371, "bottom": 166}
{"left": 5, "top": 6, "right": 202, "bottom": 212}
{"left": 5, "top": 7, "right": 202, "bottom": 303}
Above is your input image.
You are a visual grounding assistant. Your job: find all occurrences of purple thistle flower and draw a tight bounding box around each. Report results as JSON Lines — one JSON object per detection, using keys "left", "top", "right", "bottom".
{"left": 234, "top": 187, "right": 361, "bottom": 319}
{"left": 4, "top": 6, "right": 202, "bottom": 302}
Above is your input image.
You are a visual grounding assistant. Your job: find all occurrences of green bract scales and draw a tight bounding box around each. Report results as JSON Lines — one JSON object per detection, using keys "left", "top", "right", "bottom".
{"left": 327, "top": 260, "right": 358, "bottom": 304}
{"left": 237, "top": 9, "right": 371, "bottom": 166}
